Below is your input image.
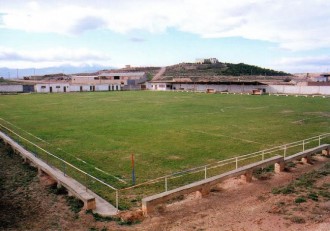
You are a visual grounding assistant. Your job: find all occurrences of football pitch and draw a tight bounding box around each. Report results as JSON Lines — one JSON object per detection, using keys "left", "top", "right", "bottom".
{"left": 0, "top": 91, "right": 329, "bottom": 191}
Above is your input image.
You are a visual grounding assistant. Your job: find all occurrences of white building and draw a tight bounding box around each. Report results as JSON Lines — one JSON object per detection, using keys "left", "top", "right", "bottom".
{"left": 195, "top": 58, "right": 219, "bottom": 64}
{"left": 35, "top": 83, "right": 122, "bottom": 93}
{"left": 35, "top": 83, "right": 70, "bottom": 93}
{"left": 71, "top": 72, "right": 146, "bottom": 86}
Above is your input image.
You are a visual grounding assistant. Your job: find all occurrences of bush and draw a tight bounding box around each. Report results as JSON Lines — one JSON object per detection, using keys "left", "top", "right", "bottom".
{"left": 308, "top": 192, "right": 318, "bottom": 201}
{"left": 295, "top": 197, "right": 306, "bottom": 204}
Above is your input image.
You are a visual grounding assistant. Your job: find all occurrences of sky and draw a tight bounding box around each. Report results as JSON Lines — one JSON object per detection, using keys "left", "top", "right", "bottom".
{"left": 1, "top": 0, "right": 330, "bottom": 74}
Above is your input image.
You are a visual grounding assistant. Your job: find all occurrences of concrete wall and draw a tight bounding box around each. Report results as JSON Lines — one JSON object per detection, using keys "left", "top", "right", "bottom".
{"left": 0, "top": 85, "right": 23, "bottom": 92}
{"left": 171, "top": 83, "right": 267, "bottom": 93}
{"left": 268, "top": 85, "right": 330, "bottom": 95}
{"left": 148, "top": 82, "right": 330, "bottom": 95}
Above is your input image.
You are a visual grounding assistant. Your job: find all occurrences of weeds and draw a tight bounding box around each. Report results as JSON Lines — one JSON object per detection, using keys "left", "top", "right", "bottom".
{"left": 66, "top": 196, "right": 84, "bottom": 213}
{"left": 271, "top": 161, "right": 330, "bottom": 224}
{"left": 48, "top": 184, "right": 67, "bottom": 195}
{"left": 290, "top": 216, "right": 305, "bottom": 224}
{"left": 86, "top": 210, "right": 118, "bottom": 222}
{"left": 253, "top": 166, "right": 274, "bottom": 180}
{"left": 295, "top": 197, "right": 306, "bottom": 204}
{"left": 308, "top": 192, "right": 318, "bottom": 201}
{"left": 286, "top": 162, "right": 296, "bottom": 168}
{"left": 272, "top": 185, "right": 295, "bottom": 195}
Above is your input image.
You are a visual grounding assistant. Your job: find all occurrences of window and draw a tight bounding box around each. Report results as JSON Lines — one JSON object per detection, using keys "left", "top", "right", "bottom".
{"left": 41, "top": 86, "right": 46, "bottom": 89}
{"left": 94, "top": 77, "right": 99, "bottom": 80}
{"left": 114, "top": 76, "right": 120, "bottom": 80}
{"left": 56, "top": 86, "right": 60, "bottom": 88}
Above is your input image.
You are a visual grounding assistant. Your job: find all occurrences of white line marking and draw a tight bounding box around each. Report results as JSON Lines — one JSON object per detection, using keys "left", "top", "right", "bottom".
{"left": 0, "top": 117, "right": 127, "bottom": 184}
{"left": 185, "top": 129, "right": 262, "bottom": 144}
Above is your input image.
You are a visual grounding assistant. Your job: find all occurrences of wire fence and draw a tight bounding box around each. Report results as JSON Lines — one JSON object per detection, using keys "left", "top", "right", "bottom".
{"left": 118, "top": 133, "right": 330, "bottom": 208}
{"left": 0, "top": 120, "right": 329, "bottom": 210}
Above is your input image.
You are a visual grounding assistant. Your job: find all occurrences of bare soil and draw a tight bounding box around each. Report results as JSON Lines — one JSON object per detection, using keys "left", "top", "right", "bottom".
{"left": 0, "top": 141, "right": 329, "bottom": 231}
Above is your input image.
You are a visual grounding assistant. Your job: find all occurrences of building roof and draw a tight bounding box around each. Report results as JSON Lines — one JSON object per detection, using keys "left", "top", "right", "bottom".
{"left": 97, "top": 72, "right": 145, "bottom": 77}
{"left": 150, "top": 79, "right": 269, "bottom": 85}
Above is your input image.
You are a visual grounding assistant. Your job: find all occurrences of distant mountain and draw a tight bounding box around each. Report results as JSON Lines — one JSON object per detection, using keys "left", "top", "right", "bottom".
{"left": 0, "top": 65, "right": 114, "bottom": 79}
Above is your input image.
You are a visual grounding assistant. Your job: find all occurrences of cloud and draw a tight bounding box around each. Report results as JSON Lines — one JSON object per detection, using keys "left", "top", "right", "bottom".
{"left": 70, "top": 16, "right": 107, "bottom": 34}
{"left": 275, "top": 56, "right": 330, "bottom": 73}
{"left": 0, "top": 47, "right": 112, "bottom": 68}
{"left": 1, "top": 0, "right": 330, "bottom": 50}
{"left": 278, "top": 56, "right": 330, "bottom": 66}
{"left": 129, "top": 37, "right": 146, "bottom": 42}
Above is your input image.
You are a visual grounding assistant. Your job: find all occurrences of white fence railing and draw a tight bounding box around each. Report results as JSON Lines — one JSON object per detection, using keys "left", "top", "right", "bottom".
{"left": 1, "top": 119, "right": 329, "bottom": 209}
{"left": 120, "top": 133, "right": 330, "bottom": 194}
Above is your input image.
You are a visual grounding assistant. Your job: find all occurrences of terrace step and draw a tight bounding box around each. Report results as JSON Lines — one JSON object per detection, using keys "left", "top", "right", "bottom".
{"left": 0, "top": 131, "right": 118, "bottom": 216}
{"left": 142, "top": 155, "right": 284, "bottom": 216}
{"left": 284, "top": 144, "right": 330, "bottom": 163}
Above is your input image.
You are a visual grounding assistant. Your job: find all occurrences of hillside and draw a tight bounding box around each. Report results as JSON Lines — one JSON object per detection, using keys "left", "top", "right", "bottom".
{"left": 161, "top": 62, "right": 291, "bottom": 82}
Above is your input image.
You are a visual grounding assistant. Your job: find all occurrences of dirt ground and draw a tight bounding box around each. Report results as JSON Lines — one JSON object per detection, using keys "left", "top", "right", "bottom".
{"left": 0, "top": 142, "right": 329, "bottom": 231}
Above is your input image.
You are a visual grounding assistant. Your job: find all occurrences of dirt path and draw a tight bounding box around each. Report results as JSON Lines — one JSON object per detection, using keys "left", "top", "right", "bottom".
{"left": 0, "top": 140, "right": 329, "bottom": 231}
{"left": 152, "top": 67, "right": 166, "bottom": 81}
{"left": 133, "top": 156, "right": 330, "bottom": 231}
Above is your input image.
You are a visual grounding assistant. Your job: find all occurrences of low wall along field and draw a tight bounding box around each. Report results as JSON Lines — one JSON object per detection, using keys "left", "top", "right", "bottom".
{"left": 0, "top": 91, "right": 329, "bottom": 208}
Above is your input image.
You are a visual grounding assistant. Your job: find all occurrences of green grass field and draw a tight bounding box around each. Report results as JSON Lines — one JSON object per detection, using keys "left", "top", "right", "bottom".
{"left": 0, "top": 91, "right": 329, "bottom": 203}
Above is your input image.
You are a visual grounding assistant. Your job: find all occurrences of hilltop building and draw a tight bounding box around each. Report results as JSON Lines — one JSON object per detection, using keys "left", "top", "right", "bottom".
{"left": 195, "top": 58, "right": 219, "bottom": 64}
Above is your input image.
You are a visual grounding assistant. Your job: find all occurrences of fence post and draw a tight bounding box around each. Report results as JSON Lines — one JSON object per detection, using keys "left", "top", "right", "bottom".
{"left": 116, "top": 190, "right": 119, "bottom": 212}
{"left": 303, "top": 140, "right": 305, "bottom": 151}
{"left": 165, "top": 177, "right": 168, "bottom": 192}
{"left": 34, "top": 145, "right": 37, "bottom": 157}
{"left": 284, "top": 145, "right": 287, "bottom": 158}
{"left": 85, "top": 173, "right": 88, "bottom": 192}
{"left": 319, "top": 135, "right": 321, "bottom": 146}
{"left": 204, "top": 166, "right": 207, "bottom": 179}
{"left": 262, "top": 151, "right": 265, "bottom": 160}
{"left": 235, "top": 157, "right": 238, "bottom": 169}
{"left": 63, "top": 162, "right": 66, "bottom": 176}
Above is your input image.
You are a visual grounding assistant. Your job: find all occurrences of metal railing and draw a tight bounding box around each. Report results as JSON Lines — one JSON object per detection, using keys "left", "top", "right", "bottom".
{"left": 1, "top": 119, "right": 329, "bottom": 210}
{"left": 119, "top": 133, "right": 330, "bottom": 205}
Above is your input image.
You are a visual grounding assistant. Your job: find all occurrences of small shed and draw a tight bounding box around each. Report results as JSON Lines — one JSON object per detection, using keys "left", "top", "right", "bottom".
{"left": 252, "top": 89, "right": 264, "bottom": 95}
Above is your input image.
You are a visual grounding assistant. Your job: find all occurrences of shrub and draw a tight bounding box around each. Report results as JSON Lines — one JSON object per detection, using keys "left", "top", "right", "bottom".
{"left": 308, "top": 192, "right": 318, "bottom": 201}
{"left": 295, "top": 197, "right": 307, "bottom": 204}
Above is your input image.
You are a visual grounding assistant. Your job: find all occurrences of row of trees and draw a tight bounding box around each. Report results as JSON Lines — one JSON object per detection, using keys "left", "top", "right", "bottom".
{"left": 218, "top": 63, "right": 290, "bottom": 76}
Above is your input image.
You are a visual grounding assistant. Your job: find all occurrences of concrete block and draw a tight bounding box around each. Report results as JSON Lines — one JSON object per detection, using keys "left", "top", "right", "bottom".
{"left": 85, "top": 198, "right": 96, "bottom": 210}
{"left": 322, "top": 148, "right": 330, "bottom": 156}
{"left": 274, "top": 162, "right": 285, "bottom": 173}
{"left": 301, "top": 156, "right": 312, "bottom": 164}
{"left": 196, "top": 186, "right": 210, "bottom": 197}
{"left": 38, "top": 167, "right": 44, "bottom": 176}
{"left": 241, "top": 171, "right": 253, "bottom": 183}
